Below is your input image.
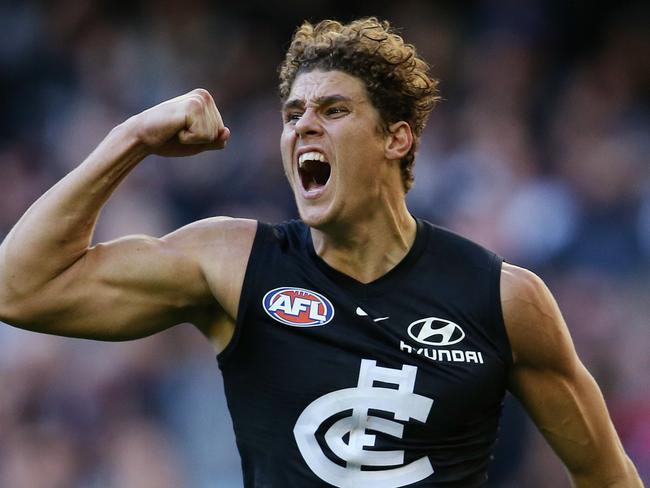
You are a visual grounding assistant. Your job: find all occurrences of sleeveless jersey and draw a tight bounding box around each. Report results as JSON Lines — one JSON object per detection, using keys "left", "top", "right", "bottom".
{"left": 217, "top": 218, "right": 512, "bottom": 488}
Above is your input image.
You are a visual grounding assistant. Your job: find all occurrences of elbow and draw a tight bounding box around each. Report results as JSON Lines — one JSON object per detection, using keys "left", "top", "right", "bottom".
{"left": 0, "top": 299, "right": 19, "bottom": 327}
{"left": 0, "top": 250, "right": 37, "bottom": 325}
{"left": 0, "top": 279, "right": 40, "bottom": 327}
{"left": 0, "top": 289, "right": 26, "bottom": 326}
{"left": 0, "top": 264, "right": 28, "bottom": 320}
{"left": 0, "top": 296, "right": 54, "bottom": 333}
{"left": 0, "top": 281, "right": 14, "bottom": 322}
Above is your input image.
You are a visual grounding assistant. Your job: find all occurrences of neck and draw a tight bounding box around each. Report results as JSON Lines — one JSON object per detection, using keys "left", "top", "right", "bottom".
{"left": 310, "top": 199, "right": 416, "bottom": 284}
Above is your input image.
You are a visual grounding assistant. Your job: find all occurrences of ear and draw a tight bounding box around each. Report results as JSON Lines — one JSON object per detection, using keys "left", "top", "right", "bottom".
{"left": 384, "top": 121, "right": 413, "bottom": 161}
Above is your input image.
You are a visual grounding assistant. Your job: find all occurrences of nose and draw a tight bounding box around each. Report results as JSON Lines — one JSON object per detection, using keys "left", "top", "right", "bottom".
{"left": 294, "top": 108, "right": 322, "bottom": 138}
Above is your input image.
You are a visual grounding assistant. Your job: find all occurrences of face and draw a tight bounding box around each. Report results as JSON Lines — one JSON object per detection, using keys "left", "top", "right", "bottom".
{"left": 280, "top": 69, "right": 391, "bottom": 230}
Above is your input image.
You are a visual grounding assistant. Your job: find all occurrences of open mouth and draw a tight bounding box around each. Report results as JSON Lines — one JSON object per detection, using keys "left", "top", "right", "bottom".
{"left": 298, "top": 151, "right": 331, "bottom": 192}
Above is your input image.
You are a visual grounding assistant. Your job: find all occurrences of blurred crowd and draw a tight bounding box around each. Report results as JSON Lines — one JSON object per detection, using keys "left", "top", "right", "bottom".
{"left": 0, "top": 0, "right": 648, "bottom": 486}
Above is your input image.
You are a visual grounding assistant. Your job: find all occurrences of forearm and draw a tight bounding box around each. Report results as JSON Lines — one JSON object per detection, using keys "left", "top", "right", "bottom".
{"left": 0, "top": 120, "right": 147, "bottom": 301}
{"left": 572, "top": 457, "right": 644, "bottom": 488}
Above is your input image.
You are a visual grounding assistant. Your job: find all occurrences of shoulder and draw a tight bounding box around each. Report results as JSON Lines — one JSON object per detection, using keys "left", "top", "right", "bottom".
{"left": 500, "top": 262, "right": 548, "bottom": 310}
{"left": 162, "top": 216, "right": 258, "bottom": 251}
{"left": 268, "top": 218, "right": 308, "bottom": 242}
{"left": 161, "top": 216, "right": 259, "bottom": 274}
{"left": 421, "top": 220, "right": 501, "bottom": 270}
{"left": 158, "top": 216, "right": 257, "bottom": 268}
{"left": 500, "top": 262, "right": 577, "bottom": 372}
{"left": 162, "top": 217, "right": 258, "bottom": 315}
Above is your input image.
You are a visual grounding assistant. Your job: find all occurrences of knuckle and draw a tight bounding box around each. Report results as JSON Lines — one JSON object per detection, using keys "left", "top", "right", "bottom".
{"left": 185, "top": 96, "right": 204, "bottom": 112}
{"left": 193, "top": 88, "right": 212, "bottom": 102}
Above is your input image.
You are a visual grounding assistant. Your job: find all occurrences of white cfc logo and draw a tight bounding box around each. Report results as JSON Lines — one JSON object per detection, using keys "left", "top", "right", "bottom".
{"left": 293, "top": 359, "right": 434, "bottom": 488}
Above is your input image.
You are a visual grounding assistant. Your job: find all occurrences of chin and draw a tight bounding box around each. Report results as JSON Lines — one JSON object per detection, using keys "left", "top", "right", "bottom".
{"left": 296, "top": 202, "right": 336, "bottom": 230}
{"left": 298, "top": 209, "right": 329, "bottom": 229}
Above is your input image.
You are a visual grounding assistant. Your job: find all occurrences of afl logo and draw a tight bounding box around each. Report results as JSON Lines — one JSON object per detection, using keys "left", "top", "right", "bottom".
{"left": 263, "top": 287, "right": 334, "bottom": 327}
{"left": 407, "top": 317, "right": 465, "bottom": 346}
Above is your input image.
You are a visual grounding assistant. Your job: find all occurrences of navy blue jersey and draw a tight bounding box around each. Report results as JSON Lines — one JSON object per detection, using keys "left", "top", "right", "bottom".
{"left": 218, "top": 219, "right": 512, "bottom": 487}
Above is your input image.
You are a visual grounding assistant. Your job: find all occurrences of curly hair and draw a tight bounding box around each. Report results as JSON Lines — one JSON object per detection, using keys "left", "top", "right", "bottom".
{"left": 278, "top": 18, "right": 440, "bottom": 191}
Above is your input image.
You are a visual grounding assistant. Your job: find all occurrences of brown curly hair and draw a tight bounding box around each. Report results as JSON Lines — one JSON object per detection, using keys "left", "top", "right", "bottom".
{"left": 279, "top": 18, "right": 440, "bottom": 191}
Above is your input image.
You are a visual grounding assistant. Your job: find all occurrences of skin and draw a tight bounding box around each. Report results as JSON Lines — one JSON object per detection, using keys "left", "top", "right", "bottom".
{"left": 0, "top": 89, "right": 250, "bottom": 351}
{"left": 502, "top": 264, "right": 642, "bottom": 486}
{"left": 280, "top": 70, "right": 415, "bottom": 283}
{"left": 0, "top": 71, "right": 642, "bottom": 486}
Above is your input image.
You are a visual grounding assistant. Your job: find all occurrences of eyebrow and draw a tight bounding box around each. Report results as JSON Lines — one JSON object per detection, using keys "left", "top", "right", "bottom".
{"left": 282, "top": 94, "right": 353, "bottom": 113}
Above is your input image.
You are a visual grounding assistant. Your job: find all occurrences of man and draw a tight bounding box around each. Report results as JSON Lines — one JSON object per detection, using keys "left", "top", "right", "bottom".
{"left": 0, "top": 18, "right": 642, "bottom": 488}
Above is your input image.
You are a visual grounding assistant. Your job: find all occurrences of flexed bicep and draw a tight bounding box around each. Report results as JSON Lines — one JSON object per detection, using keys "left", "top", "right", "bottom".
{"left": 1, "top": 218, "right": 256, "bottom": 342}
{"left": 4, "top": 233, "right": 211, "bottom": 340}
{"left": 0, "top": 89, "right": 239, "bottom": 340}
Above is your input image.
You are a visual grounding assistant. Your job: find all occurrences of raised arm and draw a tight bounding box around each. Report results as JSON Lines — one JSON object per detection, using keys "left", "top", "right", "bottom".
{"left": 0, "top": 89, "right": 254, "bottom": 342}
{"left": 501, "top": 263, "right": 642, "bottom": 487}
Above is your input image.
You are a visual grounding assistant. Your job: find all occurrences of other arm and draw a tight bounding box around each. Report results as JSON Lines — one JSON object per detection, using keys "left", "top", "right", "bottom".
{"left": 0, "top": 89, "right": 253, "bottom": 341}
{"left": 502, "top": 263, "right": 642, "bottom": 487}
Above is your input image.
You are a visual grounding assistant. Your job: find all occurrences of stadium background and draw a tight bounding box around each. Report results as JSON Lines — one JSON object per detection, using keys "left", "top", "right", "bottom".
{"left": 0, "top": 0, "right": 648, "bottom": 486}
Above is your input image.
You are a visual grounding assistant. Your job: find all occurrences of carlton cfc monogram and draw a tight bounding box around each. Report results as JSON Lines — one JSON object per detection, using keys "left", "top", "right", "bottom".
{"left": 294, "top": 359, "right": 435, "bottom": 488}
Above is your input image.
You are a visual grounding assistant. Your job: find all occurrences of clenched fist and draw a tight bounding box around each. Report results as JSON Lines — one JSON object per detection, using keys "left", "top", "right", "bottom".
{"left": 127, "top": 88, "right": 230, "bottom": 157}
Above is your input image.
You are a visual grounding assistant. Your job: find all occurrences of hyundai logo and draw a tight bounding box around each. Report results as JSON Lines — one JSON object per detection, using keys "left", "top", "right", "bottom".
{"left": 407, "top": 317, "right": 465, "bottom": 346}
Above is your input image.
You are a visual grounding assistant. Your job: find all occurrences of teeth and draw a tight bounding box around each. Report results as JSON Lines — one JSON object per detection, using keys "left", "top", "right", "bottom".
{"left": 298, "top": 151, "right": 328, "bottom": 168}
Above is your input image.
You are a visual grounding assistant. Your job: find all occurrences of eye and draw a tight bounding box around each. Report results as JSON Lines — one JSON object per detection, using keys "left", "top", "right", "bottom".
{"left": 326, "top": 106, "right": 349, "bottom": 117}
{"left": 284, "top": 112, "right": 303, "bottom": 123}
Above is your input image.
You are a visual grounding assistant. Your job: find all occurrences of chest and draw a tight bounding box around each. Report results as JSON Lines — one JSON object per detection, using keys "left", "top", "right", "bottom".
{"left": 234, "top": 282, "right": 508, "bottom": 433}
